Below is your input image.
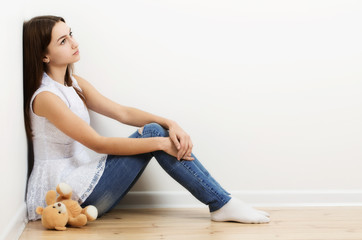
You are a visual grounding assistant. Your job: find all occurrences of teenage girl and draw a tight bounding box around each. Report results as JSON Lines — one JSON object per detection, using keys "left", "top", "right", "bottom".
{"left": 23, "top": 15, "right": 270, "bottom": 223}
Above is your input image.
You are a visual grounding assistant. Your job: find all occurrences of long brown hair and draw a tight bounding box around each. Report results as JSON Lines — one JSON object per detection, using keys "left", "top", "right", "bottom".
{"left": 23, "top": 16, "right": 85, "bottom": 178}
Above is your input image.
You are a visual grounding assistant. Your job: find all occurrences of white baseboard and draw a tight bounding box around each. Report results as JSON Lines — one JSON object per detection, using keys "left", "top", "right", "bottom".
{"left": 116, "top": 190, "right": 362, "bottom": 209}
{"left": 0, "top": 202, "right": 28, "bottom": 240}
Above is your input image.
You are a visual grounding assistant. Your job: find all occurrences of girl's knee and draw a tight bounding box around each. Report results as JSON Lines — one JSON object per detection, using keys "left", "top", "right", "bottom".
{"left": 141, "top": 122, "right": 168, "bottom": 137}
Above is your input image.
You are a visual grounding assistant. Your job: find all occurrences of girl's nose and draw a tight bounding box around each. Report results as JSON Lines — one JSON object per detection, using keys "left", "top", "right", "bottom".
{"left": 70, "top": 38, "right": 79, "bottom": 49}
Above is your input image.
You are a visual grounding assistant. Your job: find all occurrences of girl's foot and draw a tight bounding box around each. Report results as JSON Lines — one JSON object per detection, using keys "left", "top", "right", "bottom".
{"left": 210, "top": 198, "right": 270, "bottom": 224}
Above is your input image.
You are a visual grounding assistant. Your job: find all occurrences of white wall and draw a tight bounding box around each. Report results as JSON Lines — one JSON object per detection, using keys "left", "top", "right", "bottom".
{"left": 0, "top": 1, "right": 28, "bottom": 240}
{"left": 2, "top": 2, "right": 362, "bottom": 238}
{"left": 22, "top": 0, "right": 362, "bottom": 197}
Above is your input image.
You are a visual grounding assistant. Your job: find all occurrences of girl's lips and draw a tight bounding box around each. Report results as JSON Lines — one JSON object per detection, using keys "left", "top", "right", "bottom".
{"left": 73, "top": 50, "right": 79, "bottom": 55}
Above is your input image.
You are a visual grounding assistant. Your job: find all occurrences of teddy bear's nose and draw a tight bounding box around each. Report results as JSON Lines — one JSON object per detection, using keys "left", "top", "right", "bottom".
{"left": 57, "top": 203, "right": 61, "bottom": 207}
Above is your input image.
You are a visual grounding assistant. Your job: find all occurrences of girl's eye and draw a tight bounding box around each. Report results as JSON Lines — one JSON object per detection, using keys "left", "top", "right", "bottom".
{"left": 60, "top": 32, "right": 72, "bottom": 45}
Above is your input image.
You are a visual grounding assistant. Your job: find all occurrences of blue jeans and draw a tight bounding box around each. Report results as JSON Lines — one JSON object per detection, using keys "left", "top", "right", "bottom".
{"left": 81, "top": 123, "right": 231, "bottom": 217}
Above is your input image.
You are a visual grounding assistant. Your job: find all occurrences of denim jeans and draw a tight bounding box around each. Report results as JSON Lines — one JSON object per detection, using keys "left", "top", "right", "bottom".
{"left": 81, "top": 123, "right": 231, "bottom": 217}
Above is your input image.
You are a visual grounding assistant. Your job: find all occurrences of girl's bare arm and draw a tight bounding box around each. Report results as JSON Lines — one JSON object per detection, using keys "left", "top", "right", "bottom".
{"left": 73, "top": 75, "right": 175, "bottom": 130}
{"left": 32, "top": 91, "right": 166, "bottom": 155}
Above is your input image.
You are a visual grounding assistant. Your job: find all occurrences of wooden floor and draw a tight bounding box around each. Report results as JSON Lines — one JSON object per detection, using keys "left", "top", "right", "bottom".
{"left": 20, "top": 207, "right": 362, "bottom": 240}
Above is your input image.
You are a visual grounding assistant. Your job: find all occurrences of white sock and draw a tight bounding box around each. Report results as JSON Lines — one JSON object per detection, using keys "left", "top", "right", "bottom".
{"left": 257, "top": 210, "right": 270, "bottom": 217}
{"left": 210, "top": 198, "right": 270, "bottom": 224}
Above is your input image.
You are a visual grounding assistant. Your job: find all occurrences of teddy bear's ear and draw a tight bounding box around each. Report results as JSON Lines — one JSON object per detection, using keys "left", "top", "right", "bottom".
{"left": 36, "top": 207, "right": 44, "bottom": 215}
{"left": 55, "top": 226, "right": 67, "bottom": 231}
{"left": 45, "top": 190, "right": 57, "bottom": 205}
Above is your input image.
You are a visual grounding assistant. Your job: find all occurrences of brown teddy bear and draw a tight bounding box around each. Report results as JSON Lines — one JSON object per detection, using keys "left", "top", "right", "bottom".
{"left": 36, "top": 183, "right": 98, "bottom": 230}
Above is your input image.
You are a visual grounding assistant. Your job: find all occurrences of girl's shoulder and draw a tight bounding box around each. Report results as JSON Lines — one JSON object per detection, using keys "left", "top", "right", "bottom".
{"left": 72, "top": 74, "right": 87, "bottom": 87}
{"left": 71, "top": 74, "right": 93, "bottom": 93}
{"left": 71, "top": 74, "right": 80, "bottom": 88}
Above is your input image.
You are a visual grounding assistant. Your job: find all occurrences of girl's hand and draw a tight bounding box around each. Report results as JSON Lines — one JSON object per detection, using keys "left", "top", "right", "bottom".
{"left": 161, "top": 137, "right": 194, "bottom": 161}
{"left": 167, "top": 121, "right": 194, "bottom": 161}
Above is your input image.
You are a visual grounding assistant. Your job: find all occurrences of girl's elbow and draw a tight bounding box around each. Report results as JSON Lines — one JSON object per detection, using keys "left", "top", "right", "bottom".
{"left": 89, "top": 136, "right": 107, "bottom": 154}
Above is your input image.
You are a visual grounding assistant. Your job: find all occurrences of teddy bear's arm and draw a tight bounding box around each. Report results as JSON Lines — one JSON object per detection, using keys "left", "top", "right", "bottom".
{"left": 56, "top": 183, "right": 73, "bottom": 200}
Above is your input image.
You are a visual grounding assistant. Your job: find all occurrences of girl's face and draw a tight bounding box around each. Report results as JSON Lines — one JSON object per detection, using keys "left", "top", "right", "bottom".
{"left": 43, "top": 21, "right": 80, "bottom": 66}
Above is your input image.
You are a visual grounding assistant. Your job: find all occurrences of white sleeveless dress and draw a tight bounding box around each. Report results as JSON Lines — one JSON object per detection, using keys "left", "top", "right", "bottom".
{"left": 26, "top": 72, "right": 107, "bottom": 221}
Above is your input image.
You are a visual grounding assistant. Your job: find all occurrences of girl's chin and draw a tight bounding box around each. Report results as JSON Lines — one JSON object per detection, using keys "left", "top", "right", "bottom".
{"left": 71, "top": 56, "right": 81, "bottom": 63}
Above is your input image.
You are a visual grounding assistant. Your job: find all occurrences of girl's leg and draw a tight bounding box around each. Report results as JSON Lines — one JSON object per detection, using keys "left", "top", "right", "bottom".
{"left": 81, "top": 130, "right": 153, "bottom": 217}
{"left": 140, "top": 123, "right": 270, "bottom": 223}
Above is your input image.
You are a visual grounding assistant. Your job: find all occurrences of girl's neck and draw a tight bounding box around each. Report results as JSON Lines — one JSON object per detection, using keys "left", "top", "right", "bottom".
{"left": 47, "top": 65, "right": 68, "bottom": 85}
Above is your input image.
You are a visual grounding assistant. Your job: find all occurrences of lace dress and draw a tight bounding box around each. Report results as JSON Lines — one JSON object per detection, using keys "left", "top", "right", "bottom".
{"left": 26, "top": 72, "right": 107, "bottom": 221}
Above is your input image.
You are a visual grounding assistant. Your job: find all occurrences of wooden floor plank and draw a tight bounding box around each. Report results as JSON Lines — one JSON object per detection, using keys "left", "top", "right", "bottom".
{"left": 19, "top": 207, "right": 362, "bottom": 240}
